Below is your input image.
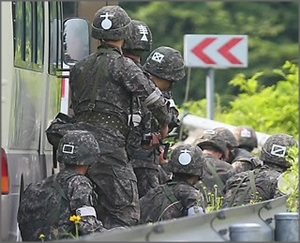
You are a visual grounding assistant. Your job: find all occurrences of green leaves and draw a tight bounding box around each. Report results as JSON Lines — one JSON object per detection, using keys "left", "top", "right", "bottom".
{"left": 281, "top": 146, "right": 299, "bottom": 212}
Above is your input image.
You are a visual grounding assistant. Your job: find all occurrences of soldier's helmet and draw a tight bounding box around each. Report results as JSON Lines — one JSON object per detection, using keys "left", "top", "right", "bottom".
{"left": 232, "top": 125, "right": 258, "bottom": 151}
{"left": 194, "top": 129, "right": 227, "bottom": 158}
{"left": 91, "top": 5, "right": 132, "bottom": 41}
{"left": 123, "top": 19, "right": 152, "bottom": 52}
{"left": 169, "top": 144, "right": 207, "bottom": 179}
{"left": 260, "top": 133, "right": 297, "bottom": 168}
{"left": 213, "top": 127, "right": 239, "bottom": 149}
{"left": 57, "top": 130, "right": 100, "bottom": 166}
{"left": 143, "top": 46, "right": 185, "bottom": 82}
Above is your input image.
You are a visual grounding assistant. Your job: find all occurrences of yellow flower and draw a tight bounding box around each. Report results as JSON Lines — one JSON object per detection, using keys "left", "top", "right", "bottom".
{"left": 69, "top": 215, "right": 81, "bottom": 223}
{"left": 39, "top": 233, "right": 45, "bottom": 241}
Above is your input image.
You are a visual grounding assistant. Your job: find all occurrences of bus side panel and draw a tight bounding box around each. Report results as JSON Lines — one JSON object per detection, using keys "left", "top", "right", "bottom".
{"left": 44, "top": 75, "right": 61, "bottom": 176}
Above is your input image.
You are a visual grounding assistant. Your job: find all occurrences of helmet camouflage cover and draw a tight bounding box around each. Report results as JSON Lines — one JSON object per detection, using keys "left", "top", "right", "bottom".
{"left": 213, "top": 127, "right": 239, "bottom": 149}
{"left": 57, "top": 130, "right": 100, "bottom": 166}
{"left": 232, "top": 125, "right": 258, "bottom": 150}
{"left": 143, "top": 46, "right": 185, "bottom": 82}
{"left": 260, "top": 133, "right": 297, "bottom": 168}
{"left": 169, "top": 144, "right": 207, "bottom": 178}
{"left": 91, "top": 5, "right": 132, "bottom": 41}
{"left": 123, "top": 19, "right": 153, "bottom": 52}
{"left": 194, "top": 129, "right": 228, "bottom": 157}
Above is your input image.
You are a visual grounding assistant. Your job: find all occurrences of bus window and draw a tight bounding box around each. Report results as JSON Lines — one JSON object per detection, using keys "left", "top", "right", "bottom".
{"left": 49, "top": 1, "right": 62, "bottom": 75}
{"left": 36, "top": 2, "right": 44, "bottom": 67}
{"left": 24, "top": 2, "right": 32, "bottom": 68}
{"left": 13, "top": 1, "right": 25, "bottom": 66}
{"left": 32, "top": 2, "right": 44, "bottom": 71}
{"left": 63, "top": 18, "right": 90, "bottom": 66}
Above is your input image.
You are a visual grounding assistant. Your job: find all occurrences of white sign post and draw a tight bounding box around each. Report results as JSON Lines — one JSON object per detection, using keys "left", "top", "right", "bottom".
{"left": 184, "top": 34, "right": 248, "bottom": 119}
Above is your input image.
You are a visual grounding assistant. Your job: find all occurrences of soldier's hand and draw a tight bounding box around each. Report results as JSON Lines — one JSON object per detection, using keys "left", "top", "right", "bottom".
{"left": 159, "top": 124, "right": 169, "bottom": 140}
{"left": 142, "top": 133, "right": 161, "bottom": 150}
{"left": 159, "top": 148, "right": 168, "bottom": 165}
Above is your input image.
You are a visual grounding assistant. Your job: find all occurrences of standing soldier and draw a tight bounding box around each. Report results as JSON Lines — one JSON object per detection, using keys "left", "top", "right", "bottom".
{"left": 69, "top": 6, "right": 170, "bottom": 229}
{"left": 139, "top": 144, "right": 207, "bottom": 224}
{"left": 130, "top": 46, "right": 185, "bottom": 198}
{"left": 122, "top": 19, "right": 152, "bottom": 67}
{"left": 221, "top": 133, "right": 297, "bottom": 208}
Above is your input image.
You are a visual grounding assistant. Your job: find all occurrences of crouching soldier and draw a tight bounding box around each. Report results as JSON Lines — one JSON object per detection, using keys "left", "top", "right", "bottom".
{"left": 18, "top": 130, "right": 107, "bottom": 241}
{"left": 139, "top": 144, "right": 207, "bottom": 224}
{"left": 222, "top": 133, "right": 297, "bottom": 208}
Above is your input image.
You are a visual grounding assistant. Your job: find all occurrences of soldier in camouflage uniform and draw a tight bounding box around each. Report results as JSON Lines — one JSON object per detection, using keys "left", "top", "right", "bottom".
{"left": 18, "top": 130, "right": 107, "bottom": 241}
{"left": 131, "top": 46, "right": 184, "bottom": 198}
{"left": 194, "top": 130, "right": 235, "bottom": 201}
{"left": 213, "top": 127, "right": 263, "bottom": 174}
{"left": 123, "top": 25, "right": 184, "bottom": 198}
{"left": 69, "top": 6, "right": 171, "bottom": 229}
{"left": 139, "top": 144, "right": 207, "bottom": 224}
{"left": 122, "top": 20, "right": 173, "bottom": 194}
{"left": 232, "top": 125, "right": 258, "bottom": 153}
{"left": 221, "top": 133, "right": 297, "bottom": 208}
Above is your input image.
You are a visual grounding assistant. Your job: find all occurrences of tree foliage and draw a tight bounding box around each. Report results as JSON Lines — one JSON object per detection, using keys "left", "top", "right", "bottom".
{"left": 182, "top": 61, "right": 298, "bottom": 138}
{"left": 120, "top": 2, "right": 298, "bottom": 106}
{"left": 280, "top": 146, "right": 299, "bottom": 212}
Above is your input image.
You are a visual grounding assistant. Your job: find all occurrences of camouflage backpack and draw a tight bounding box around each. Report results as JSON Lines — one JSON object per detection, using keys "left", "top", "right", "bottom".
{"left": 17, "top": 174, "right": 76, "bottom": 241}
{"left": 141, "top": 181, "right": 183, "bottom": 223}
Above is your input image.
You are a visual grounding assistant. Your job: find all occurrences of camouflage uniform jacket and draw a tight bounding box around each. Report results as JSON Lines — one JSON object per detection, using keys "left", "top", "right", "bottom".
{"left": 221, "top": 165, "right": 284, "bottom": 208}
{"left": 230, "top": 148, "right": 263, "bottom": 174}
{"left": 129, "top": 83, "right": 180, "bottom": 168}
{"left": 41, "top": 169, "right": 106, "bottom": 240}
{"left": 69, "top": 44, "right": 170, "bottom": 133}
{"left": 139, "top": 179, "right": 205, "bottom": 224}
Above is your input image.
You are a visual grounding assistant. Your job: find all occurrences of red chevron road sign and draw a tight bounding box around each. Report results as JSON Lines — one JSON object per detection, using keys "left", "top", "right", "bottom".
{"left": 184, "top": 35, "right": 248, "bottom": 68}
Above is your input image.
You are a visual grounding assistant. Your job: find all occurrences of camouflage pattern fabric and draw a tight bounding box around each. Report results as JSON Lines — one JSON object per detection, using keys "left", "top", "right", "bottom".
{"left": 168, "top": 144, "right": 207, "bottom": 178}
{"left": 230, "top": 148, "right": 263, "bottom": 173}
{"left": 133, "top": 167, "right": 160, "bottom": 198}
{"left": 143, "top": 46, "right": 185, "bottom": 82}
{"left": 213, "top": 127, "right": 239, "bottom": 149}
{"left": 68, "top": 43, "right": 172, "bottom": 228}
{"left": 123, "top": 19, "right": 153, "bottom": 52}
{"left": 57, "top": 130, "right": 101, "bottom": 166}
{"left": 158, "top": 164, "right": 171, "bottom": 184}
{"left": 221, "top": 165, "right": 284, "bottom": 208}
{"left": 64, "top": 122, "right": 140, "bottom": 229}
{"left": 139, "top": 179, "right": 205, "bottom": 224}
{"left": 128, "top": 83, "right": 180, "bottom": 198}
{"left": 69, "top": 45, "right": 170, "bottom": 127}
{"left": 17, "top": 168, "right": 106, "bottom": 241}
{"left": 88, "top": 163, "right": 140, "bottom": 229}
{"left": 91, "top": 6, "right": 132, "bottom": 41}
{"left": 232, "top": 125, "right": 258, "bottom": 152}
{"left": 195, "top": 154, "right": 235, "bottom": 199}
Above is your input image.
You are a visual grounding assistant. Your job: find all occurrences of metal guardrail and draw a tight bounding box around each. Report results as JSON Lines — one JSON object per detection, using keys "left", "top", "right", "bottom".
{"left": 180, "top": 113, "right": 271, "bottom": 148}
{"left": 79, "top": 195, "right": 288, "bottom": 242}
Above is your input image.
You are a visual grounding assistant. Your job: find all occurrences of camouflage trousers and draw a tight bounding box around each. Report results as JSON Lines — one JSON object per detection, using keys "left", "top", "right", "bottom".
{"left": 87, "top": 155, "right": 140, "bottom": 229}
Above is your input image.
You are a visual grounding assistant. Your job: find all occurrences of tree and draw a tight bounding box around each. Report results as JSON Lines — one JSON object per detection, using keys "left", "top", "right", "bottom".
{"left": 120, "top": 2, "right": 298, "bottom": 106}
{"left": 183, "top": 61, "right": 298, "bottom": 138}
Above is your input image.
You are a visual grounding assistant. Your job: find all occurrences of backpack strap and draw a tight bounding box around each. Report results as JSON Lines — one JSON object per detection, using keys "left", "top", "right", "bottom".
{"left": 76, "top": 47, "right": 115, "bottom": 112}
{"left": 52, "top": 174, "right": 73, "bottom": 202}
{"left": 227, "top": 175, "right": 248, "bottom": 207}
{"left": 229, "top": 170, "right": 258, "bottom": 207}
{"left": 87, "top": 55, "right": 105, "bottom": 111}
{"left": 206, "top": 161, "right": 224, "bottom": 195}
{"left": 157, "top": 183, "right": 183, "bottom": 221}
{"left": 249, "top": 170, "right": 257, "bottom": 195}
